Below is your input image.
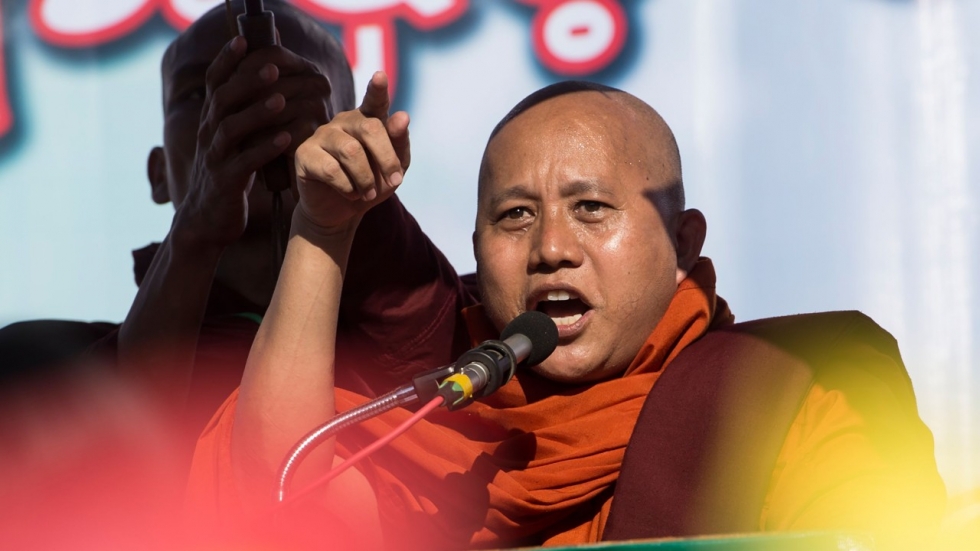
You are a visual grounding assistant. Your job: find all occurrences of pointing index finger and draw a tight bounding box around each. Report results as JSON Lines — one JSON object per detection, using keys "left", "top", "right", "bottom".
{"left": 358, "top": 71, "right": 391, "bottom": 123}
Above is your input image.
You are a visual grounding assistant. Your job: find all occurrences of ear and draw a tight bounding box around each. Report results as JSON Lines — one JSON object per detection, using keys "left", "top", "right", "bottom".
{"left": 673, "top": 208, "right": 707, "bottom": 285}
{"left": 147, "top": 147, "right": 170, "bottom": 205}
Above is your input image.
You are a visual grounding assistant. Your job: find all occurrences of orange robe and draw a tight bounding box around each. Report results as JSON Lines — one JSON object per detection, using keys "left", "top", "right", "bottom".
{"left": 187, "top": 259, "right": 730, "bottom": 548}
{"left": 186, "top": 259, "right": 946, "bottom": 549}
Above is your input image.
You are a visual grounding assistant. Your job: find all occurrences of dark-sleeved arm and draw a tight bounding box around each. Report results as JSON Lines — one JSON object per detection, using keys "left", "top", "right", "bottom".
{"left": 335, "top": 194, "right": 479, "bottom": 393}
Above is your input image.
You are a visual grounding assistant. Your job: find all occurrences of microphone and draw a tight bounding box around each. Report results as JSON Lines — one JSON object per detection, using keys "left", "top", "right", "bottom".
{"left": 437, "top": 311, "right": 559, "bottom": 409}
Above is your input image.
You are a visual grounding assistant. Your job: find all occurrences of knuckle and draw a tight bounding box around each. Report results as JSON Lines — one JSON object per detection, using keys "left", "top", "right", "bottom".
{"left": 384, "top": 155, "right": 402, "bottom": 172}
{"left": 323, "top": 156, "right": 342, "bottom": 176}
{"left": 312, "top": 123, "right": 332, "bottom": 139}
{"left": 322, "top": 159, "right": 345, "bottom": 184}
{"left": 295, "top": 141, "right": 313, "bottom": 160}
{"left": 358, "top": 117, "right": 384, "bottom": 135}
{"left": 333, "top": 110, "right": 357, "bottom": 125}
{"left": 211, "top": 86, "right": 229, "bottom": 109}
{"left": 210, "top": 125, "right": 229, "bottom": 154}
{"left": 196, "top": 123, "right": 214, "bottom": 147}
{"left": 338, "top": 138, "right": 362, "bottom": 160}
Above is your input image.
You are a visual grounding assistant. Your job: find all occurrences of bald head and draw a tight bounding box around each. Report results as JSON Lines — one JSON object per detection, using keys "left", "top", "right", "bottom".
{"left": 478, "top": 82, "right": 684, "bottom": 224}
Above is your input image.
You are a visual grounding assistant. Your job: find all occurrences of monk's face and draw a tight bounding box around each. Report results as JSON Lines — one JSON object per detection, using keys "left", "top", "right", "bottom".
{"left": 474, "top": 92, "right": 681, "bottom": 383}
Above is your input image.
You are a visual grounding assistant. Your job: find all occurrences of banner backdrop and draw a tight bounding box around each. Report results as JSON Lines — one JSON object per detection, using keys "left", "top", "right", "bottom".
{"left": 0, "top": 0, "right": 977, "bottom": 494}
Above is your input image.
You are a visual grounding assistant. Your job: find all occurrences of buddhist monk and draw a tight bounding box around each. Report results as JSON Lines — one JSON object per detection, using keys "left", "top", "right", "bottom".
{"left": 186, "top": 78, "right": 947, "bottom": 550}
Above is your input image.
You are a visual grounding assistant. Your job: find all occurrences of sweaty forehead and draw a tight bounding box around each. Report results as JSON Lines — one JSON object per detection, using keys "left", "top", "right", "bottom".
{"left": 483, "top": 93, "right": 636, "bottom": 175}
{"left": 490, "top": 91, "right": 637, "bottom": 152}
{"left": 478, "top": 91, "right": 682, "bottom": 204}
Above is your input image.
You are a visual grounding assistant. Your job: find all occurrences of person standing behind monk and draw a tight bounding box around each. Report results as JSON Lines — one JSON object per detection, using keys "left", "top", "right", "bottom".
{"left": 111, "top": 1, "right": 475, "bottom": 450}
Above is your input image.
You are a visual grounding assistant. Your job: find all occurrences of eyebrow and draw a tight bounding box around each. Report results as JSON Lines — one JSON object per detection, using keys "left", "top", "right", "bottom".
{"left": 486, "top": 180, "right": 614, "bottom": 211}
{"left": 559, "top": 179, "right": 614, "bottom": 199}
{"left": 487, "top": 185, "right": 537, "bottom": 212}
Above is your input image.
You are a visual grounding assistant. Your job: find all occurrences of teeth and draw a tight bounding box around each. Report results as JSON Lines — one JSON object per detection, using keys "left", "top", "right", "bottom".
{"left": 551, "top": 313, "right": 583, "bottom": 326}
{"left": 546, "top": 290, "right": 573, "bottom": 301}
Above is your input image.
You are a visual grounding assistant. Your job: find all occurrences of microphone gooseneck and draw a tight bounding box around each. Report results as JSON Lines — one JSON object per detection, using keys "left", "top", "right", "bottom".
{"left": 275, "top": 311, "right": 558, "bottom": 503}
{"left": 274, "top": 385, "right": 417, "bottom": 503}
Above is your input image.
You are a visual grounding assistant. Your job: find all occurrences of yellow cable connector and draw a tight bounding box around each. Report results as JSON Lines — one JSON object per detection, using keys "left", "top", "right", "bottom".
{"left": 437, "top": 373, "right": 476, "bottom": 407}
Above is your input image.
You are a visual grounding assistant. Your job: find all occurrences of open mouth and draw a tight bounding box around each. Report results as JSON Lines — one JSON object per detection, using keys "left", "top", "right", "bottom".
{"left": 532, "top": 289, "right": 592, "bottom": 327}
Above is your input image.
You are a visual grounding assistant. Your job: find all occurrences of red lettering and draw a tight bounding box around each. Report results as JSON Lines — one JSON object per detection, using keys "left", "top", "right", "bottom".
{"left": 28, "top": 0, "right": 160, "bottom": 48}
{"left": 0, "top": 0, "right": 631, "bottom": 140}
{"left": 520, "top": 0, "right": 627, "bottom": 76}
{"left": 28, "top": 0, "right": 470, "bottom": 99}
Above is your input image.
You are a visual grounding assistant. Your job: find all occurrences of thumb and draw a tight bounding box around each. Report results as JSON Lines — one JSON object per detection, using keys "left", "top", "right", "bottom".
{"left": 358, "top": 71, "right": 391, "bottom": 122}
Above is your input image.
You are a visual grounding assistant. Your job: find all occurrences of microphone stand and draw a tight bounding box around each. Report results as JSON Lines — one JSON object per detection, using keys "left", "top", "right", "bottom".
{"left": 274, "top": 364, "right": 454, "bottom": 503}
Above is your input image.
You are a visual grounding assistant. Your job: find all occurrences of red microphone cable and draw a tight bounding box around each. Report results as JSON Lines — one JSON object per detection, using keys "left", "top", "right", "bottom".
{"left": 271, "top": 395, "right": 444, "bottom": 513}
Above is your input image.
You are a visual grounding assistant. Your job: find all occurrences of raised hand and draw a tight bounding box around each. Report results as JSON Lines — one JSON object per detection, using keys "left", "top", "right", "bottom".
{"left": 173, "top": 35, "right": 333, "bottom": 251}
{"left": 293, "top": 72, "right": 410, "bottom": 233}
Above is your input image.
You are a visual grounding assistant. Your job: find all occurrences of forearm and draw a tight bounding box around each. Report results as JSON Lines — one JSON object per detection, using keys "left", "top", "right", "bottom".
{"left": 118, "top": 218, "right": 222, "bottom": 409}
{"left": 231, "top": 210, "right": 357, "bottom": 508}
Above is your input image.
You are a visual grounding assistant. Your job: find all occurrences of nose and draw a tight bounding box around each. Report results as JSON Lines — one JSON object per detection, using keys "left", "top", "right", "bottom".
{"left": 528, "top": 209, "right": 584, "bottom": 273}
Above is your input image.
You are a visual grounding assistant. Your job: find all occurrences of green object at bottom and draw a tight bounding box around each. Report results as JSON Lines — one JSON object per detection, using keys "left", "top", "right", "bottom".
{"left": 510, "top": 532, "right": 875, "bottom": 551}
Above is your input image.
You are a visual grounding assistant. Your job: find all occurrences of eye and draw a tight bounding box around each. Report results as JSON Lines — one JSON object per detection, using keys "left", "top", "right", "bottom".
{"left": 578, "top": 200, "right": 605, "bottom": 213}
{"left": 575, "top": 200, "right": 612, "bottom": 218}
{"left": 183, "top": 87, "right": 206, "bottom": 102}
{"left": 172, "top": 86, "right": 206, "bottom": 106}
{"left": 503, "top": 206, "right": 531, "bottom": 220}
{"left": 494, "top": 205, "right": 535, "bottom": 229}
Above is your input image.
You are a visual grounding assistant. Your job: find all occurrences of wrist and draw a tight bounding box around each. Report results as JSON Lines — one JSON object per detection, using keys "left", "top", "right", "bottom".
{"left": 170, "top": 207, "right": 226, "bottom": 263}
{"left": 290, "top": 207, "right": 362, "bottom": 248}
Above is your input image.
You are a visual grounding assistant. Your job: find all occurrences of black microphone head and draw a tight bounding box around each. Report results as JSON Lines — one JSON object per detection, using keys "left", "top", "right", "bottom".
{"left": 500, "top": 311, "right": 559, "bottom": 367}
